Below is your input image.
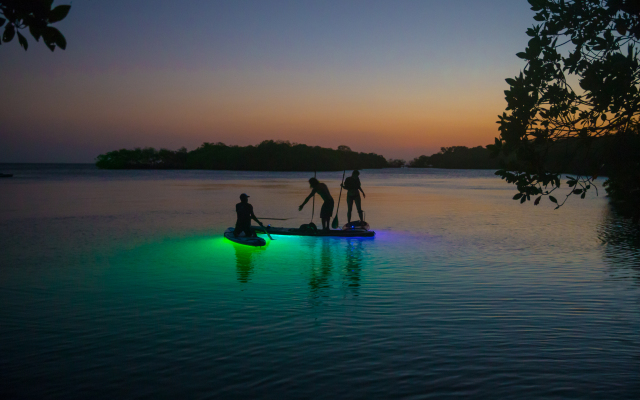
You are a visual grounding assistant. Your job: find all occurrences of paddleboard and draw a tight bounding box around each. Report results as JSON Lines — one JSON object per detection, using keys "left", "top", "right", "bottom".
{"left": 253, "top": 225, "right": 374, "bottom": 237}
{"left": 224, "top": 227, "right": 267, "bottom": 247}
{"left": 342, "top": 221, "right": 371, "bottom": 231}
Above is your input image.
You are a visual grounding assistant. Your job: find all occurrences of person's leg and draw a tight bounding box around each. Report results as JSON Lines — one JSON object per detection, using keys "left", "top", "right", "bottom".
{"left": 320, "top": 200, "right": 333, "bottom": 231}
{"left": 233, "top": 225, "right": 242, "bottom": 237}
{"left": 235, "top": 223, "right": 251, "bottom": 237}
{"left": 355, "top": 196, "right": 363, "bottom": 221}
{"left": 347, "top": 195, "right": 354, "bottom": 223}
{"left": 243, "top": 226, "right": 255, "bottom": 237}
{"left": 327, "top": 200, "right": 335, "bottom": 230}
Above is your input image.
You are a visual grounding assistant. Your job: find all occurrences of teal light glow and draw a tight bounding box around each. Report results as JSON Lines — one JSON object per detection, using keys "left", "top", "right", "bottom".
{"left": 2, "top": 169, "right": 638, "bottom": 398}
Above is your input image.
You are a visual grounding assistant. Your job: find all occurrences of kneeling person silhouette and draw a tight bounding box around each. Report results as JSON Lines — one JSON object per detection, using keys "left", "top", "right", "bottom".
{"left": 234, "top": 193, "right": 264, "bottom": 237}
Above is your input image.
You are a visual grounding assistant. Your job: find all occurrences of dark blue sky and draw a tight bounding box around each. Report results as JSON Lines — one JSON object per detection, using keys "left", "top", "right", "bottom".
{"left": 0, "top": 1, "right": 535, "bottom": 162}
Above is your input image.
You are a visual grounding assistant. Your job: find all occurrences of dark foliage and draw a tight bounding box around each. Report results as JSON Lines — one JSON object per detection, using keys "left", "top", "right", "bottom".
{"left": 96, "top": 140, "right": 389, "bottom": 171}
{"left": 387, "top": 159, "right": 406, "bottom": 168}
{"left": 0, "top": 0, "right": 70, "bottom": 51}
{"left": 491, "top": 0, "right": 640, "bottom": 222}
{"left": 409, "top": 146, "right": 502, "bottom": 169}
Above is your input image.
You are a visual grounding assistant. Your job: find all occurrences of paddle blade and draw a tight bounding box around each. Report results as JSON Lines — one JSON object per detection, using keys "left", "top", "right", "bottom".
{"left": 259, "top": 225, "right": 274, "bottom": 240}
{"left": 331, "top": 215, "right": 339, "bottom": 229}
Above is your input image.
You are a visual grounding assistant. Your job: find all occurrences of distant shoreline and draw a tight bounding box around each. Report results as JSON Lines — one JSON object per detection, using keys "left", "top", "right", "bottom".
{"left": 95, "top": 140, "right": 391, "bottom": 171}
{"left": 94, "top": 141, "right": 503, "bottom": 171}
{"left": 2, "top": 144, "right": 505, "bottom": 170}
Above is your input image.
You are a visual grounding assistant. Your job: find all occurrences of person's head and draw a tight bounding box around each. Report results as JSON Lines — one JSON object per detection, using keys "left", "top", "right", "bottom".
{"left": 239, "top": 193, "right": 249, "bottom": 203}
{"left": 308, "top": 177, "right": 319, "bottom": 188}
{"left": 352, "top": 170, "right": 360, "bottom": 177}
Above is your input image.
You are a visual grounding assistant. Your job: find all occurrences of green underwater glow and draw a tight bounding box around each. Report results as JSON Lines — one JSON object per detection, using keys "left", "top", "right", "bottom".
{"left": 9, "top": 230, "right": 372, "bottom": 297}
{"left": 3, "top": 168, "right": 639, "bottom": 399}
{"left": 102, "top": 232, "right": 363, "bottom": 289}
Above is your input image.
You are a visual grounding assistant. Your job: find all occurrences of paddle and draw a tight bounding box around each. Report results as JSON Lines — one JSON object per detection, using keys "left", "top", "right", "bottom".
{"left": 331, "top": 170, "right": 346, "bottom": 229}
{"left": 258, "top": 222, "right": 274, "bottom": 240}
{"left": 311, "top": 170, "right": 316, "bottom": 223}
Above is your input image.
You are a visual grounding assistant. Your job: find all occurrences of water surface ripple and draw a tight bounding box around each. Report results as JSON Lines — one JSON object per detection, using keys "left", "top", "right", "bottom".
{"left": 0, "top": 165, "right": 638, "bottom": 399}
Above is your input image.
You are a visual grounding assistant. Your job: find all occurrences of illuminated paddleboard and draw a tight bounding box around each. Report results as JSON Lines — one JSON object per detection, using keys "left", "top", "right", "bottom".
{"left": 224, "top": 227, "right": 267, "bottom": 247}
{"left": 253, "top": 225, "right": 374, "bottom": 237}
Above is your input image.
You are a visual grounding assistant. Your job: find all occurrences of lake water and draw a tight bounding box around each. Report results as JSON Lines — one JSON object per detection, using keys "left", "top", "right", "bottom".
{"left": 1, "top": 164, "right": 638, "bottom": 399}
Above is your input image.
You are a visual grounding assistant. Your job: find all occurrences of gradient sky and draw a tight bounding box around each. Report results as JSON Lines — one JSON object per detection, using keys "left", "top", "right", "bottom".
{"left": 0, "top": 0, "right": 535, "bottom": 162}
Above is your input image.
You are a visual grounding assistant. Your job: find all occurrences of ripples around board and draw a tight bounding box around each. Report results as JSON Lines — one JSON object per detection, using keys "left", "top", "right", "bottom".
{"left": 0, "top": 168, "right": 638, "bottom": 399}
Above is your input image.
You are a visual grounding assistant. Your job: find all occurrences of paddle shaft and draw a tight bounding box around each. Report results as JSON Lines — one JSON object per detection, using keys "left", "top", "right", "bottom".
{"left": 332, "top": 170, "right": 346, "bottom": 228}
{"left": 257, "top": 224, "right": 274, "bottom": 240}
{"left": 263, "top": 228, "right": 273, "bottom": 240}
{"left": 311, "top": 170, "right": 316, "bottom": 223}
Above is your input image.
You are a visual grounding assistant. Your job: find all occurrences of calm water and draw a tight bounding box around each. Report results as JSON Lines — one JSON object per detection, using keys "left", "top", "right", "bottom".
{"left": 1, "top": 164, "right": 638, "bottom": 399}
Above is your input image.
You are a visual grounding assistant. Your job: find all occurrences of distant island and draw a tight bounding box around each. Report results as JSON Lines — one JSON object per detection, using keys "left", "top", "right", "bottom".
{"left": 95, "top": 141, "right": 508, "bottom": 171}
{"left": 408, "top": 146, "right": 500, "bottom": 169}
{"left": 407, "top": 139, "right": 612, "bottom": 177}
{"left": 96, "top": 140, "right": 390, "bottom": 171}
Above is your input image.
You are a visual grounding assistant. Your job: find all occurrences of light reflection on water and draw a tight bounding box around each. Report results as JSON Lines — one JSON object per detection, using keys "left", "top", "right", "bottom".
{"left": 0, "top": 165, "right": 638, "bottom": 399}
{"left": 598, "top": 207, "right": 640, "bottom": 287}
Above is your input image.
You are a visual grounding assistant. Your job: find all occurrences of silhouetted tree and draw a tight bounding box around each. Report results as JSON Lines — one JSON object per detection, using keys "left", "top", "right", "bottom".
{"left": 408, "top": 155, "right": 431, "bottom": 168}
{"left": 491, "top": 0, "right": 640, "bottom": 222}
{"left": 409, "top": 146, "right": 501, "bottom": 169}
{"left": 0, "top": 0, "right": 70, "bottom": 51}
{"left": 387, "top": 158, "right": 406, "bottom": 168}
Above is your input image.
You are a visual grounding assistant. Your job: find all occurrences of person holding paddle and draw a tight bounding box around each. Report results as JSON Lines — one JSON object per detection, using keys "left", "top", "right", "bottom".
{"left": 342, "top": 170, "right": 366, "bottom": 223}
{"left": 299, "top": 177, "right": 334, "bottom": 231}
{"left": 234, "top": 193, "right": 265, "bottom": 238}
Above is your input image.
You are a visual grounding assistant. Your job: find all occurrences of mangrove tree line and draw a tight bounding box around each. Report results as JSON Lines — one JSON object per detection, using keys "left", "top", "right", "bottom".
{"left": 95, "top": 140, "right": 390, "bottom": 171}
{"left": 492, "top": 0, "right": 640, "bottom": 222}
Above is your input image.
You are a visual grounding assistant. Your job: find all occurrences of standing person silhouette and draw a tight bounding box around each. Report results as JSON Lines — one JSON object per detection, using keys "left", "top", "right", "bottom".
{"left": 342, "top": 170, "right": 366, "bottom": 223}
{"left": 299, "top": 177, "right": 334, "bottom": 231}
{"left": 234, "top": 193, "right": 264, "bottom": 237}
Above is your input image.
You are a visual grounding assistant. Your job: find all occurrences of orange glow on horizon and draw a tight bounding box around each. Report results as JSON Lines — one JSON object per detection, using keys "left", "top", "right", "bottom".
{"left": 1, "top": 68, "right": 505, "bottom": 159}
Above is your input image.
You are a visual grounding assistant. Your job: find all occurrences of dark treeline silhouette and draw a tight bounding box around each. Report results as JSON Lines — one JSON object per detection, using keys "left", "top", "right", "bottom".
{"left": 96, "top": 140, "right": 389, "bottom": 171}
{"left": 408, "top": 138, "right": 637, "bottom": 179}
{"left": 387, "top": 159, "right": 406, "bottom": 168}
{"left": 409, "top": 146, "right": 501, "bottom": 169}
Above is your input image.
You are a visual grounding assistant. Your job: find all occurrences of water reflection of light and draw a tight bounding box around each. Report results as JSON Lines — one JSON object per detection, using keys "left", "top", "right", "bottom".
{"left": 344, "top": 239, "right": 364, "bottom": 296}
{"left": 309, "top": 239, "right": 333, "bottom": 300}
{"left": 233, "top": 245, "right": 255, "bottom": 283}
{"left": 598, "top": 206, "right": 640, "bottom": 286}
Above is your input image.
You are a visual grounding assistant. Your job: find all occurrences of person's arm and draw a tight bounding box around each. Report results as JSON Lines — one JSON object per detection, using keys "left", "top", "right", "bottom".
{"left": 251, "top": 212, "right": 262, "bottom": 225}
{"left": 299, "top": 189, "right": 316, "bottom": 211}
{"left": 356, "top": 179, "right": 365, "bottom": 198}
{"left": 341, "top": 178, "right": 350, "bottom": 190}
{"left": 249, "top": 205, "right": 263, "bottom": 225}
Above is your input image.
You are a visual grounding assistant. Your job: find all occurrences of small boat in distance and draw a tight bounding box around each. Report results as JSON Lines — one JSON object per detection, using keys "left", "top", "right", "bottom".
{"left": 0, "top": 173, "right": 13, "bottom": 178}
{"left": 224, "top": 227, "right": 267, "bottom": 247}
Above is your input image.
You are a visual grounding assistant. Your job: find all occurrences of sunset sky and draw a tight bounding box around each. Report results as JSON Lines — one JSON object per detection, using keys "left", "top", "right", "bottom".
{"left": 0, "top": 0, "right": 535, "bottom": 162}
